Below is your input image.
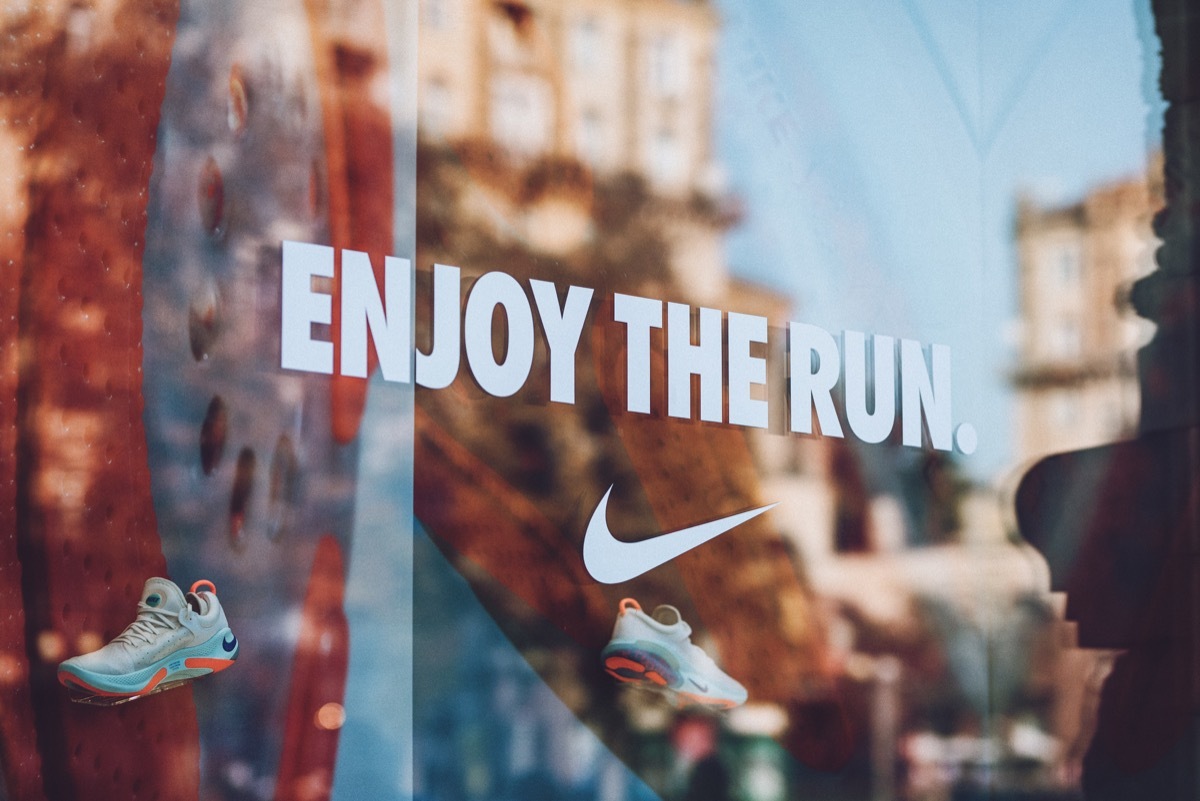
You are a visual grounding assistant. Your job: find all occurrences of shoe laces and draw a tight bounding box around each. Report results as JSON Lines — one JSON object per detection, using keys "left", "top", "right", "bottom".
{"left": 112, "top": 602, "right": 183, "bottom": 646}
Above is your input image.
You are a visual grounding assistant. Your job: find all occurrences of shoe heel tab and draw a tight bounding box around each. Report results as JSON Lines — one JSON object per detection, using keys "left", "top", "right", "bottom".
{"left": 191, "top": 579, "right": 217, "bottom": 595}
{"left": 619, "top": 598, "right": 642, "bottom": 615}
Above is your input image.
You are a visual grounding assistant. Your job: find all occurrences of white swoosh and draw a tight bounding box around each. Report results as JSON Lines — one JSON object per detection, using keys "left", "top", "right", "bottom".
{"left": 583, "top": 485, "right": 777, "bottom": 584}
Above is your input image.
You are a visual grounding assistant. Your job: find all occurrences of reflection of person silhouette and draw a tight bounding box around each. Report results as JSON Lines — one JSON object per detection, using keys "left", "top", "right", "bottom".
{"left": 669, "top": 713, "right": 731, "bottom": 801}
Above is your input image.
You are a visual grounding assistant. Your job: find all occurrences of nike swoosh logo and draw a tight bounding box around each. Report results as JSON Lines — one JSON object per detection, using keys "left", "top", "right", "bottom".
{"left": 583, "top": 485, "right": 776, "bottom": 584}
{"left": 222, "top": 634, "right": 237, "bottom": 653}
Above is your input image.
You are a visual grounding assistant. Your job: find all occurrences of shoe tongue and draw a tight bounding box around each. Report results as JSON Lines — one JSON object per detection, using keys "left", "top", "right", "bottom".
{"left": 140, "top": 578, "right": 185, "bottom": 614}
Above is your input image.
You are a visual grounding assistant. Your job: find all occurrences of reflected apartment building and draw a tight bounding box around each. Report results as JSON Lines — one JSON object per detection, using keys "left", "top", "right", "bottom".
{"left": 1011, "top": 162, "right": 1162, "bottom": 463}
{"left": 1009, "top": 159, "right": 1163, "bottom": 788}
{"left": 418, "top": 0, "right": 736, "bottom": 298}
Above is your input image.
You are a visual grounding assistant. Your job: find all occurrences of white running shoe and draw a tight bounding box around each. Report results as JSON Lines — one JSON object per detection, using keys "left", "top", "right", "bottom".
{"left": 58, "top": 577, "right": 238, "bottom": 703}
{"left": 601, "top": 598, "right": 747, "bottom": 709}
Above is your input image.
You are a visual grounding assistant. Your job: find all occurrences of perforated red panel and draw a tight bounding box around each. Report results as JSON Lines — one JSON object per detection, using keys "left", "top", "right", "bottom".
{"left": 2, "top": 3, "right": 202, "bottom": 800}
{"left": 273, "top": 535, "right": 349, "bottom": 801}
{"left": 0, "top": 22, "right": 40, "bottom": 792}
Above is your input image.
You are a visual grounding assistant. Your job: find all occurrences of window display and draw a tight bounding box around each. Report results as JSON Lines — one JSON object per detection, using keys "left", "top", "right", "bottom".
{"left": 58, "top": 578, "right": 238, "bottom": 705}
{"left": 2, "top": 1, "right": 1196, "bottom": 800}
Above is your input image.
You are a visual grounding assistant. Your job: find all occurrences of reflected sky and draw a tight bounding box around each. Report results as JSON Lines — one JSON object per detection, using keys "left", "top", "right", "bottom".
{"left": 716, "top": 0, "right": 1163, "bottom": 479}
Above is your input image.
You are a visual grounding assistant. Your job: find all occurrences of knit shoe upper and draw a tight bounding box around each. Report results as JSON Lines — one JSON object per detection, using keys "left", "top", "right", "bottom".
{"left": 602, "top": 598, "right": 748, "bottom": 709}
{"left": 58, "top": 577, "right": 237, "bottom": 697}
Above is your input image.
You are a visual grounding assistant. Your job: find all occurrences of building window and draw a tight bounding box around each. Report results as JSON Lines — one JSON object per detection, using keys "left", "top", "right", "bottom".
{"left": 1057, "top": 243, "right": 1082, "bottom": 286}
{"left": 424, "top": 0, "right": 450, "bottom": 29}
{"left": 576, "top": 108, "right": 604, "bottom": 167}
{"left": 1049, "top": 318, "right": 1082, "bottom": 360}
{"left": 1050, "top": 394, "right": 1074, "bottom": 431}
{"left": 422, "top": 78, "right": 452, "bottom": 139}
{"left": 649, "top": 128, "right": 684, "bottom": 186}
{"left": 647, "top": 32, "right": 687, "bottom": 97}
{"left": 490, "top": 74, "right": 551, "bottom": 156}
{"left": 570, "top": 15, "right": 601, "bottom": 71}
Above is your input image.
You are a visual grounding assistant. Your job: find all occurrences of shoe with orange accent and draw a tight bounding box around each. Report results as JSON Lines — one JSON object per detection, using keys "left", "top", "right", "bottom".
{"left": 58, "top": 577, "right": 238, "bottom": 705}
{"left": 601, "top": 598, "right": 747, "bottom": 709}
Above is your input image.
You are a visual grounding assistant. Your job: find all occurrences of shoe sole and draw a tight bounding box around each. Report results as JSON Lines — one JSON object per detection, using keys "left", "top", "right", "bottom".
{"left": 602, "top": 640, "right": 739, "bottom": 709}
{"left": 58, "top": 627, "right": 239, "bottom": 702}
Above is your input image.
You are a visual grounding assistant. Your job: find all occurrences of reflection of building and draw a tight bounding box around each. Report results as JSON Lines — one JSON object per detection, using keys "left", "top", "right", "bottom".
{"left": 418, "top": 0, "right": 734, "bottom": 302}
{"left": 420, "top": 0, "right": 719, "bottom": 194}
{"left": 1011, "top": 164, "right": 1161, "bottom": 462}
{"left": 1009, "top": 161, "right": 1163, "bottom": 786}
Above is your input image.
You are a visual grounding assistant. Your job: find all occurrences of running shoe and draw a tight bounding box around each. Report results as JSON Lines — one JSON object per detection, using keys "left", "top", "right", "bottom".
{"left": 58, "top": 577, "right": 238, "bottom": 703}
{"left": 601, "top": 598, "right": 747, "bottom": 709}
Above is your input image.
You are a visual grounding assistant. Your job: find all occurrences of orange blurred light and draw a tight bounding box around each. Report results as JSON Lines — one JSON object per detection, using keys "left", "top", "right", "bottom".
{"left": 0, "top": 652, "right": 25, "bottom": 686}
{"left": 76, "top": 631, "right": 103, "bottom": 655}
{"left": 314, "top": 702, "right": 345, "bottom": 730}
{"left": 36, "top": 630, "right": 66, "bottom": 662}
